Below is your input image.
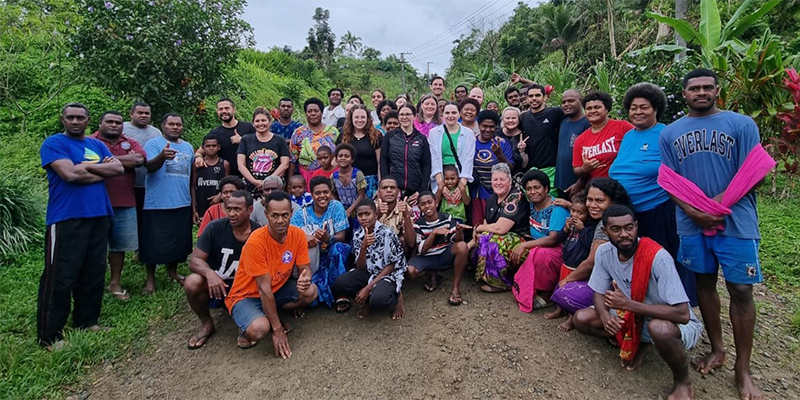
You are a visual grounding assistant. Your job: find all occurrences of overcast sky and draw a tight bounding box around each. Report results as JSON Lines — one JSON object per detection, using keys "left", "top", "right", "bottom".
{"left": 243, "top": 0, "right": 541, "bottom": 77}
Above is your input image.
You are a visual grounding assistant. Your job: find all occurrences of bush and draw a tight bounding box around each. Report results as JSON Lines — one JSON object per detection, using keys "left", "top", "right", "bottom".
{"left": 0, "top": 176, "right": 45, "bottom": 261}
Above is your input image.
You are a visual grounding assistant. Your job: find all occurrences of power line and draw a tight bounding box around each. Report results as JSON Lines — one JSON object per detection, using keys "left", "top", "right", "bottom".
{"left": 414, "top": 8, "right": 516, "bottom": 60}
{"left": 409, "top": 0, "right": 505, "bottom": 52}
{"left": 411, "top": 0, "right": 517, "bottom": 54}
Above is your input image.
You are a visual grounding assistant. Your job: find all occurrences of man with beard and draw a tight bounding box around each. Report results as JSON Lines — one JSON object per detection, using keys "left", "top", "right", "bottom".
{"left": 93, "top": 111, "right": 146, "bottom": 301}
{"left": 270, "top": 98, "right": 303, "bottom": 142}
{"left": 196, "top": 98, "right": 255, "bottom": 176}
{"left": 504, "top": 87, "right": 521, "bottom": 108}
{"left": 322, "top": 88, "right": 346, "bottom": 127}
{"left": 555, "top": 89, "right": 591, "bottom": 197}
{"left": 454, "top": 85, "right": 468, "bottom": 102}
{"left": 517, "top": 84, "right": 565, "bottom": 196}
{"left": 38, "top": 103, "right": 124, "bottom": 349}
{"left": 659, "top": 69, "right": 767, "bottom": 400}
{"left": 574, "top": 205, "right": 702, "bottom": 400}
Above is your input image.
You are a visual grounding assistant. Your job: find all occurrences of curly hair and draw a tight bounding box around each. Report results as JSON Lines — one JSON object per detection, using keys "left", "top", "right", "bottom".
{"left": 342, "top": 104, "right": 381, "bottom": 147}
{"left": 581, "top": 90, "right": 613, "bottom": 111}
{"left": 623, "top": 82, "right": 667, "bottom": 120}
{"left": 521, "top": 169, "right": 550, "bottom": 191}
{"left": 457, "top": 97, "right": 481, "bottom": 113}
{"left": 586, "top": 177, "right": 633, "bottom": 211}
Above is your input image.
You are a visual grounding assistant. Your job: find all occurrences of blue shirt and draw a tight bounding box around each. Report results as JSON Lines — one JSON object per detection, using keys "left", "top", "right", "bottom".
{"left": 270, "top": 120, "right": 303, "bottom": 140}
{"left": 529, "top": 197, "right": 569, "bottom": 240}
{"left": 660, "top": 111, "right": 760, "bottom": 239}
{"left": 40, "top": 133, "right": 115, "bottom": 225}
{"left": 609, "top": 123, "right": 670, "bottom": 212}
{"left": 555, "top": 117, "right": 590, "bottom": 190}
{"left": 143, "top": 136, "right": 194, "bottom": 210}
{"left": 290, "top": 200, "right": 349, "bottom": 235}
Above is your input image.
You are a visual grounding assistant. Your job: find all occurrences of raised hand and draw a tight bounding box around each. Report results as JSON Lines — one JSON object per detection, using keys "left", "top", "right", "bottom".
{"left": 162, "top": 142, "right": 177, "bottom": 160}
{"left": 604, "top": 280, "right": 630, "bottom": 310}
{"left": 363, "top": 226, "right": 376, "bottom": 248}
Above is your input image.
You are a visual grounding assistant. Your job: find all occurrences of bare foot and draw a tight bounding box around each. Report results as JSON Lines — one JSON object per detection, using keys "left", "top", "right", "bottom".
{"left": 692, "top": 351, "right": 726, "bottom": 374}
{"left": 392, "top": 292, "right": 405, "bottom": 320}
{"left": 557, "top": 315, "right": 574, "bottom": 332}
{"left": 667, "top": 381, "right": 693, "bottom": 400}
{"left": 142, "top": 280, "right": 156, "bottom": 296}
{"left": 735, "top": 370, "right": 764, "bottom": 400}
{"left": 621, "top": 343, "right": 650, "bottom": 371}
{"left": 357, "top": 304, "right": 370, "bottom": 319}
{"left": 168, "top": 273, "right": 186, "bottom": 286}
{"left": 544, "top": 306, "right": 564, "bottom": 320}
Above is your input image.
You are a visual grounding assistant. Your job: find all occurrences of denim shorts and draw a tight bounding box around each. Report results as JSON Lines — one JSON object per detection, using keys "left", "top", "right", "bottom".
{"left": 230, "top": 278, "right": 299, "bottom": 334}
{"left": 109, "top": 207, "right": 138, "bottom": 252}
{"left": 677, "top": 234, "right": 762, "bottom": 285}
{"left": 610, "top": 309, "right": 703, "bottom": 351}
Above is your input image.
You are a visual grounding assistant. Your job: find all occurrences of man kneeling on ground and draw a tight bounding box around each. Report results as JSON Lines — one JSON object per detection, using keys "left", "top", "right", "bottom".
{"left": 573, "top": 205, "right": 702, "bottom": 400}
{"left": 185, "top": 190, "right": 259, "bottom": 350}
{"left": 224, "top": 191, "right": 317, "bottom": 359}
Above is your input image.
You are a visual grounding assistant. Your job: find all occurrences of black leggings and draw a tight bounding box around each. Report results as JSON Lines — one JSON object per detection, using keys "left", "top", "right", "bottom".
{"left": 333, "top": 269, "right": 398, "bottom": 312}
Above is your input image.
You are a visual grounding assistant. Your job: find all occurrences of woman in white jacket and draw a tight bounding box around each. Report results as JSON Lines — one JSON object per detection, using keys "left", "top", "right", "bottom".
{"left": 428, "top": 102, "right": 476, "bottom": 195}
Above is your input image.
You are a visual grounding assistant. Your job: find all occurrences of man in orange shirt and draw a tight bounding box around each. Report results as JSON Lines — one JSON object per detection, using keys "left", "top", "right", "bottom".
{"left": 225, "top": 191, "right": 317, "bottom": 359}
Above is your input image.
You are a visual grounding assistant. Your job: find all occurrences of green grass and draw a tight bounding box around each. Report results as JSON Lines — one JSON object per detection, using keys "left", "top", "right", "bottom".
{"left": 0, "top": 186, "right": 798, "bottom": 400}
{"left": 0, "top": 250, "right": 189, "bottom": 400}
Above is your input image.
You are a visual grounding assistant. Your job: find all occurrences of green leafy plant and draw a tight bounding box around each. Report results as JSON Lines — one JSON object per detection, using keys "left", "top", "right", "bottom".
{"left": 0, "top": 176, "right": 44, "bottom": 260}
{"left": 770, "top": 67, "right": 800, "bottom": 198}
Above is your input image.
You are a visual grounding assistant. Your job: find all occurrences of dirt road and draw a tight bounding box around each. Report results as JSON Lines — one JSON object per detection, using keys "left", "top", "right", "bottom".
{"left": 88, "top": 280, "right": 799, "bottom": 399}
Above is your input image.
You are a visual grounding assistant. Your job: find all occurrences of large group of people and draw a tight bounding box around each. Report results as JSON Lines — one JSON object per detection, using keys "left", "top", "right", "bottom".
{"left": 38, "top": 68, "right": 774, "bottom": 400}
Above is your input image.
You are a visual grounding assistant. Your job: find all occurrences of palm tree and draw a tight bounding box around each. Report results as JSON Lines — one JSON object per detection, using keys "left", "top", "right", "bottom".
{"left": 339, "top": 31, "right": 363, "bottom": 58}
{"left": 531, "top": 4, "right": 581, "bottom": 66}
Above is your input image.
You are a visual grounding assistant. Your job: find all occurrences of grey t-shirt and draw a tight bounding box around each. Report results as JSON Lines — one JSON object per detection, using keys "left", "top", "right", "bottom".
{"left": 588, "top": 241, "right": 698, "bottom": 322}
{"left": 251, "top": 199, "right": 298, "bottom": 226}
{"left": 593, "top": 221, "right": 608, "bottom": 242}
{"left": 123, "top": 122, "right": 162, "bottom": 187}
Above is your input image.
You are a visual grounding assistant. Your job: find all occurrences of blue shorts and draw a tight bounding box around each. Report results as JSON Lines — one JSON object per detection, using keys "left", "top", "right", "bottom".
{"left": 109, "top": 207, "right": 138, "bottom": 252}
{"left": 677, "top": 234, "right": 762, "bottom": 285}
{"left": 230, "top": 278, "right": 299, "bottom": 334}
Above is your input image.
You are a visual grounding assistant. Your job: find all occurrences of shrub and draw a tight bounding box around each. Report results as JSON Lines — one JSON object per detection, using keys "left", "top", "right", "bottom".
{"left": 0, "top": 176, "right": 44, "bottom": 261}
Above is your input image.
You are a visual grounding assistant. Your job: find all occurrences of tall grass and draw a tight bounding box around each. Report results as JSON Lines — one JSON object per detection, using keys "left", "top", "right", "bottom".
{"left": 0, "top": 176, "right": 45, "bottom": 260}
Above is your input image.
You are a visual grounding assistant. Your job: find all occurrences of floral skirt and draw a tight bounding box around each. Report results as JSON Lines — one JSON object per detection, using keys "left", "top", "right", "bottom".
{"left": 312, "top": 242, "right": 351, "bottom": 308}
{"left": 473, "top": 232, "right": 526, "bottom": 290}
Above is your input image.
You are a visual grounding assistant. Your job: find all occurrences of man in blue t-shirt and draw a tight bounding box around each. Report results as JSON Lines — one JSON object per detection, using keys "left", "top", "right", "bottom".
{"left": 659, "top": 69, "right": 764, "bottom": 400}
{"left": 270, "top": 98, "right": 303, "bottom": 141}
{"left": 141, "top": 113, "right": 195, "bottom": 295}
{"left": 555, "top": 89, "right": 590, "bottom": 197}
{"left": 38, "top": 103, "right": 124, "bottom": 349}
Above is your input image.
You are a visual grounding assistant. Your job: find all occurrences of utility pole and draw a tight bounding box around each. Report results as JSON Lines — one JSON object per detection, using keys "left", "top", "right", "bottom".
{"left": 426, "top": 62, "right": 433, "bottom": 80}
{"left": 399, "top": 52, "right": 411, "bottom": 95}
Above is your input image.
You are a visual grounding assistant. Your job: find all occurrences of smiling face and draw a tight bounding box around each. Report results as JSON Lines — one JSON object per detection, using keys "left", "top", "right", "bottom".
{"left": 478, "top": 118, "right": 496, "bottom": 142}
{"left": 371, "top": 90, "right": 384, "bottom": 107}
{"left": 527, "top": 88, "right": 545, "bottom": 111}
{"left": 442, "top": 104, "right": 460, "bottom": 126}
{"left": 491, "top": 170, "right": 512, "bottom": 197}
{"left": 352, "top": 108, "right": 368, "bottom": 130}
{"left": 288, "top": 177, "right": 306, "bottom": 198}
{"left": 329, "top": 90, "right": 342, "bottom": 106}
{"left": 421, "top": 98, "right": 438, "bottom": 119}
{"left": 216, "top": 100, "right": 235, "bottom": 123}
{"left": 586, "top": 187, "right": 612, "bottom": 220}
{"left": 683, "top": 76, "right": 718, "bottom": 114}
{"left": 418, "top": 193, "right": 438, "bottom": 218}
{"left": 336, "top": 148, "right": 353, "bottom": 169}
{"left": 460, "top": 103, "right": 477, "bottom": 124}
{"left": 561, "top": 91, "right": 582, "bottom": 117}
{"left": 253, "top": 113, "right": 270, "bottom": 133}
{"left": 398, "top": 107, "right": 414, "bottom": 129}
{"left": 502, "top": 110, "right": 519, "bottom": 131}
{"left": 584, "top": 100, "right": 609, "bottom": 126}
{"left": 628, "top": 97, "right": 657, "bottom": 130}
{"left": 430, "top": 78, "right": 445, "bottom": 97}
{"left": 524, "top": 178, "right": 548, "bottom": 206}
{"left": 384, "top": 117, "right": 400, "bottom": 131}
{"left": 311, "top": 182, "right": 331, "bottom": 210}
{"left": 469, "top": 87, "right": 484, "bottom": 106}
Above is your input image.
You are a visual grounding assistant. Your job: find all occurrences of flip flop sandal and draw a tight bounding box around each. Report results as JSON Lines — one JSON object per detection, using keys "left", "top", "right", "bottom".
{"left": 424, "top": 275, "right": 443, "bottom": 292}
{"left": 108, "top": 288, "right": 130, "bottom": 301}
{"left": 532, "top": 295, "right": 554, "bottom": 310}
{"left": 335, "top": 298, "right": 351, "bottom": 314}
{"left": 187, "top": 331, "right": 215, "bottom": 350}
{"left": 237, "top": 335, "right": 257, "bottom": 350}
{"left": 448, "top": 294, "right": 463, "bottom": 306}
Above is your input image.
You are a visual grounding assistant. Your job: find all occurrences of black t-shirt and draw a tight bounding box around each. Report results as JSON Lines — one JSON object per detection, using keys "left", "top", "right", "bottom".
{"left": 195, "top": 218, "right": 261, "bottom": 280}
{"left": 195, "top": 158, "right": 226, "bottom": 216}
{"left": 337, "top": 134, "right": 381, "bottom": 176}
{"left": 209, "top": 121, "right": 256, "bottom": 175}
{"left": 562, "top": 222, "right": 596, "bottom": 268}
{"left": 236, "top": 133, "right": 290, "bottom": 180}
{"left": 485, "top": 188, "right": 530, "bottom": 238}
{"left": 520, "top": 107, "right": 565, "bottom": 169}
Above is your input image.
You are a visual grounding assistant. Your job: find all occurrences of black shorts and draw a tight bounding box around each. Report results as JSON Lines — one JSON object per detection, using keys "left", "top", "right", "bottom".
{"left": 408, "top": 244, "right": 455, "bottom": 272}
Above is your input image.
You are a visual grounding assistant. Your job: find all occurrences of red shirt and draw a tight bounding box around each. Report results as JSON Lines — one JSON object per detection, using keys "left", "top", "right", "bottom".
{"left": 92, "top": 132, "right": 146, "bottom": 208}
{"left": 572, "top": 119, "right": 633, "bottom": 180}
{"left": 311, "top": 167, "right": 338, "bottom": 180}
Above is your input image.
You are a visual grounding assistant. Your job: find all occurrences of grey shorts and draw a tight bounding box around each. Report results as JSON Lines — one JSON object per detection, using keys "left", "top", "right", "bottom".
{"left": 610, "top": 309, "right": 703, "bottom": 351}
{"left": 109, "top": 207, "right": 138, "bottom": 252}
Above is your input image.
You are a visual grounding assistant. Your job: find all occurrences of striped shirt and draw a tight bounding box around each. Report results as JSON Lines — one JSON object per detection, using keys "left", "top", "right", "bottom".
{"left": 414, "top": 213, "right": 457, "bottom": 256}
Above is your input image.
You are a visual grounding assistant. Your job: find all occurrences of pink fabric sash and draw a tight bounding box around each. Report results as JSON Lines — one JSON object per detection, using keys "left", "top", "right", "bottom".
{"left": 658, "top": 144, "right": 775, "bottom": 236}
